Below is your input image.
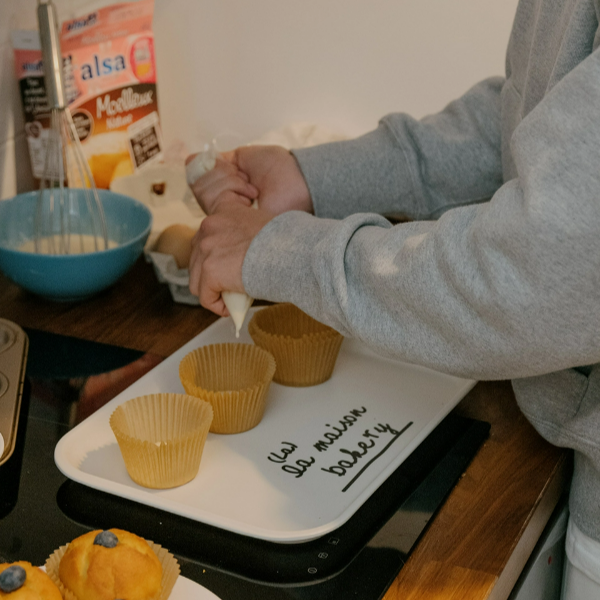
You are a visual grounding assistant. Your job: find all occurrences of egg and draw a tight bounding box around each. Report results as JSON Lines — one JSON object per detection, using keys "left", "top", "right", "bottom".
{"left": 154, "top": 224, "right": 196, "bottom": 268}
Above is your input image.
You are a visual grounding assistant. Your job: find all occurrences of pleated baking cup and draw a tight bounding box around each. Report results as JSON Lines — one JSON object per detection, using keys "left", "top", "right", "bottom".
{"left": 109, "top": 393, "right": 213, "bottom": 489}
{"left": 248, "top": 303, "right": 344, "bottom": 387}
{"left": 179, "top": 343, "right": 276, "bottom": 434}
{"left": 45, "top": 538, "right": 180, "bottom": 600}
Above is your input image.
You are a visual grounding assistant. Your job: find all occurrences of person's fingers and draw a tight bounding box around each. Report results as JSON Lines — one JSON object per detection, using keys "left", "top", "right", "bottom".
{"left": 188, "top": 221, "right": 207, "bottom": 296}
{"left": 192, "top": 224, "right": 202, "bottom": 246}
{"left": 188, "top": 248, "right": 202, "bottom": 297}
{"left": 220, "top": 149, "right": 236, "bottom": 164}
{"left": 188, "top": 216, "right": 222, "bottom": 301}
{"left": 188, "top": 203, "right": 268, "bottom": 314}
{"left": 191, "top": 163, "right": 258, "bottom": 213}
{"left": 191, "top": 160, "right": 240, "bottom": 192}
{"left": 197, "top": 254, "right": 229, "bottom": 317}
{"left": 184, "top": 152, "right": 198, "bottom": 166}
{"left": 196, "top": 179, "right": 256, "bottom": 208}
{"left": 198, "top": 282, "right": 228, "bottom": 317}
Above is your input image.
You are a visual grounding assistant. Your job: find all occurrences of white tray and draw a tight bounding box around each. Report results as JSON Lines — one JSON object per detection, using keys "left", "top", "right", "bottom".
{"left": 55, "top": 307, "right": 475, "bottom": 543}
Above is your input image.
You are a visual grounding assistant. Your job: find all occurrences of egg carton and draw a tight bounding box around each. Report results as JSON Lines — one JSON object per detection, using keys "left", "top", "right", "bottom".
{"left": 145, "top": 250, "right": 199, "bottom": 306}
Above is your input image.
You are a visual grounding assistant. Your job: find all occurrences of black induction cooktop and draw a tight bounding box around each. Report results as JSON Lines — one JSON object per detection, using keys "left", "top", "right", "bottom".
{"left": 0, "top": 328, "right": 489, "bottom": 600}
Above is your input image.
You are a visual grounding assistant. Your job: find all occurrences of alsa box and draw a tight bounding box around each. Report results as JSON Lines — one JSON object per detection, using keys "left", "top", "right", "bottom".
{"left": 60, "top": 0, "right": 163, "bottom": 189}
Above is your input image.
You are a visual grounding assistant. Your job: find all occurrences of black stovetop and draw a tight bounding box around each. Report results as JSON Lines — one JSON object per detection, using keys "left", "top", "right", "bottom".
{"left": 0, "top": 328, "right": 489, "bottom": 600}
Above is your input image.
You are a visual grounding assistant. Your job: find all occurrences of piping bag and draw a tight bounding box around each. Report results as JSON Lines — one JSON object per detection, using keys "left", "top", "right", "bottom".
{"left": 186, "top": 144, "right": 255, "bottom": 338}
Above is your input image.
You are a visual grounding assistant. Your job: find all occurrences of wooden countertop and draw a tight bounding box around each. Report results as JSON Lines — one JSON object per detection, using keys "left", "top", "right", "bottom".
{"left": 0, "top": 258, "right": 570, "bottom": 600}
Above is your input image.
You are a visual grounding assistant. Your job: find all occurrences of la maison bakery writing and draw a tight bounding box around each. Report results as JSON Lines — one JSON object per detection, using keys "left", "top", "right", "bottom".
{"left": 267, "top": 405, "right": 413, "bottom": 490}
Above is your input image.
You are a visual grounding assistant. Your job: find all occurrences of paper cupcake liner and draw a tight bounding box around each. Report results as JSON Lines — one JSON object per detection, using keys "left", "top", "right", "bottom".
{"left": 179, "top": 343, "right": 276, "bottom": 434}
{"left": 109, "top": 393, "right": 213, "bottom": 489}
{"left": 45, "top": 538, "right": 180, "bottom": 600}
{"left": 248, "top": 303, "right": 343, "bottom": 387}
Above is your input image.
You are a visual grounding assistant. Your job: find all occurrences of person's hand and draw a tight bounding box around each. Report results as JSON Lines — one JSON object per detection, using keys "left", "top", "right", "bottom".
{"left": 185, "top": 153, "right": 258, "bottom": 213}
{"left": 186, "top": 145, "right": 313, "bottom": 216}
{"left": 189, "top": 202, "right": 275, "bottom": 316}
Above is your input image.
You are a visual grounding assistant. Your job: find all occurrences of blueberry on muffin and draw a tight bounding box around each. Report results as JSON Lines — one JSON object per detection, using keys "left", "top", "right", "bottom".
{"left": 0, "top": 562, "right": 62, "bottom": 599}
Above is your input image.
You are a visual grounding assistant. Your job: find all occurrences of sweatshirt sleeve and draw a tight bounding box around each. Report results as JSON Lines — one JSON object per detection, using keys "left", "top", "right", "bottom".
{"left": 243, "top": 51, "right": 600, "bottom": 381}
{"left": 292, "top": 76, "right": 505, "bottom": 221}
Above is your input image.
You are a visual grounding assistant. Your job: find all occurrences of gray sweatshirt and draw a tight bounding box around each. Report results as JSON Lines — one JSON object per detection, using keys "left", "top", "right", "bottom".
{"left": 243, "top": 0, "right": 600, "bottom": 542}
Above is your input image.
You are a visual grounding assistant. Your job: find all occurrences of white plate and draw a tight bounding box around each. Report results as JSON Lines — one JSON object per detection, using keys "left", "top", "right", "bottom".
{"left": 171, "top": 575, "right": 222, "bottom": 600}
{"left": 40, "top": 567, "right": 221, "bottom": 600}
{"left": 55, "top": 308, "right": 475, "bottom": 543}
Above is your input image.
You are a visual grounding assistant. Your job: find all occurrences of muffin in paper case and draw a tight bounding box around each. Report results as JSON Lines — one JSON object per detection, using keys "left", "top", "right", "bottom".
{"left": 179, "top": 343, "right": 276, "bottom": 434}
{"left": 248, "top": 303, "right": 343, "bottom": 387}
{"left": 109, "top": 393, "right": 213, "bottom": 489}
{"left": 45, "top": 532, "right": 180, "bottom": 600}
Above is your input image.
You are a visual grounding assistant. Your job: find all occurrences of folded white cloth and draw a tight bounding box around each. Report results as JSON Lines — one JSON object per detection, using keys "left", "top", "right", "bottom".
{"left": 251, "top": 121, "right": 347, "bottom": 149}
{"left": 562, "top": 519, "right": 600, "bottom": 599}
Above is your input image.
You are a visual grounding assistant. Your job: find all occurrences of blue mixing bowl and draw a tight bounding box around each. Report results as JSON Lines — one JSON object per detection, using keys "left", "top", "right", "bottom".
{"left": 0, "top": 189, "right": 152, "bottom": 302}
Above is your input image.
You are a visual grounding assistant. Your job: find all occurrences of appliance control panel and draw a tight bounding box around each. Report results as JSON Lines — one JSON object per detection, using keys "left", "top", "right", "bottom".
{"left": 0, "top": 319, "right": 28, "bottom": 466}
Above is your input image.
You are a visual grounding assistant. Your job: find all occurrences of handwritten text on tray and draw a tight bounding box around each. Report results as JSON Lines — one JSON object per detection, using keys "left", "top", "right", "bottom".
{"left": 267, "top": 406, "right": 413, "bottom": 492}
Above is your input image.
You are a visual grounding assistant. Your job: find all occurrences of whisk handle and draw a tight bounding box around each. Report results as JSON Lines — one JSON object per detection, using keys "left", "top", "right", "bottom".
{"left": 37, "top": 0, "right": 66, "bottom": 109}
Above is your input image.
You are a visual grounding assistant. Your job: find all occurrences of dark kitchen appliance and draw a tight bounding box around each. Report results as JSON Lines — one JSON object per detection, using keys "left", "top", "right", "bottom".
{"left": 0, "top": 319, "right": 28, "bottom": 519}
{"left": 0, "top": 327, "right": 489, "bottom": 600}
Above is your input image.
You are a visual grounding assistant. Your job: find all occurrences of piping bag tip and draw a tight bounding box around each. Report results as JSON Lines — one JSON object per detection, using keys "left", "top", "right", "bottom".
{"left": 223, "top": 291, "right": 254, "bottom": 338}
{"left": 222, "top": 201, "right": 258, "bottom": 337}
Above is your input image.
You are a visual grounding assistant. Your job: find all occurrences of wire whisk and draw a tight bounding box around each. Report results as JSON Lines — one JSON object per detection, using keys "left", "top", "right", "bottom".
{"left": 35, "top": 0, "right": 108, "bottom": 255}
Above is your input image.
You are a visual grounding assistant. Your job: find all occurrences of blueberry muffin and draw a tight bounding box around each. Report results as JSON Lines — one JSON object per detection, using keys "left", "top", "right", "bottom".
{"left": 57, "top": 529, "right": 163, "bottom": 600}
{"left": 0, "top": 562, "right": 62, "bottom": 599}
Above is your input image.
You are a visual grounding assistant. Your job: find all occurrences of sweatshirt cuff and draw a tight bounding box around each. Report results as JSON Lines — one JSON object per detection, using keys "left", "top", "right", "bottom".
{"left": 292, "top": 123, "right": 416, "bottom": 220}
{"left": 242, "top": 211, "right": 332, "bottom": 305}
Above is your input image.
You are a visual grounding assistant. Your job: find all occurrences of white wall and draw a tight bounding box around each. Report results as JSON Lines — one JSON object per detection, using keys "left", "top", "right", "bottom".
{"left": 0, "top": 0, "right": 518, "bottom": 199}
{"left": 154, "top": 0, "right": 519, "bottom": 150}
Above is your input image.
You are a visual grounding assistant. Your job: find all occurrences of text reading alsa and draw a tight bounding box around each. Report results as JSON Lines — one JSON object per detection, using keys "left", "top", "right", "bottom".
{"left": 79, "top": 54, "right": 126, "bottom": 80}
